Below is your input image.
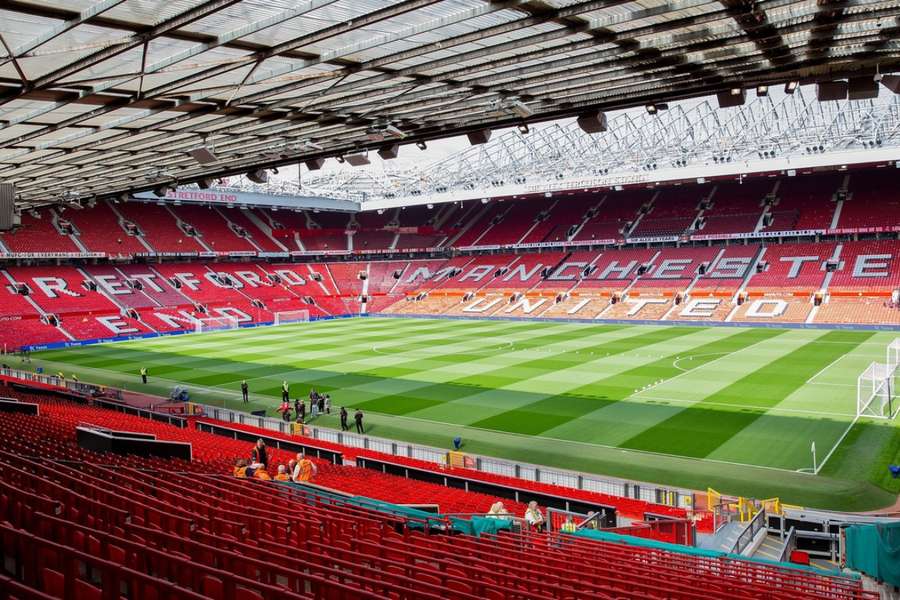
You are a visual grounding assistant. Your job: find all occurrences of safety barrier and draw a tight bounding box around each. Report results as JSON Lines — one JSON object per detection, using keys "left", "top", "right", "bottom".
{"left": 731, "top": 509, "right": 767, "bottom": 556}
{"left": 197, "top": 401, "right": 695, "bottom": 510}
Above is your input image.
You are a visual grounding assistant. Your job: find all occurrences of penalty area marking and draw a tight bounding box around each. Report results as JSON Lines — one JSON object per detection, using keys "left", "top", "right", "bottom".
{"left": 671, "top": 352, "right": 730, "bottom": 372}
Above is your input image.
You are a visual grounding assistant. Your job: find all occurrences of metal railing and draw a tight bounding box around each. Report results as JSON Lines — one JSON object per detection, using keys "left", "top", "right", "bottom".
{"left": 0, "top": 364, "right": 696, "bottom": 512}
{"left": 778, "top": 526, "right": 797, "bottom": 563}
{"left": 731, "top": 509, "right": 767, "bottom": 556}
{"left": 198, "top": 402, "right": 695, "bottom": 510}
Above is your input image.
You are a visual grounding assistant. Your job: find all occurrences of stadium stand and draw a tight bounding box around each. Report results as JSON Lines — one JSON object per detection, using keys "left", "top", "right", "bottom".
{"left": 631, "top": 246, "right": 719, "bottom": 290}
{"left": 535, "top": 194, "right": 599, "bottom": 244}
{"left": 0, "top": 209, "right": 80, "bottom": 254}
{"left": 838, "top": 169, "right": 900, "bottom": 230}
{"left": 480, "top": 199, "right": 554, "bottom": 246}
{"left": 115, "top": 202, "right": 207, "bottom": 254}
{"left": 744, "top": 243, "right": 835, "bottom": 291}
{"left": 168, "top": 205, "right": 257, "bottom": 253}
{"left": 482, "top": 252, "right": 568, "bottom": 290}
{"left": 573, "top": 190, "right": 647, "bottom": 243}
{"left": 694, "top": 181, "right": 770, "bottom": 237}
{"left": 445, "top": 202, "right": 504, "bottom": 247}
{"left": 218, "top": 207, "right": 288, "bottom": 253}
{"left": 579, "top": 248, "right": 659, "bottom": 290}
{"left": 630, "top": 186, "right": 708, "bottom": 238}
{"left": 691, "top": 245, "right": 761, "bottom": 295}
{"left": 5, "top": 266, "right": 122, "bottom": 316}
{"left": 762, "top": 173, "right": 841, "bottom": 232}
{"left": 3, "top": 169, "right": 900, "bottom": 348}
{"left": 63, "top": 201, "right": 147, "bottom": 255}
{"left": 0, "top": 386, "right": 876, "bottom": 599}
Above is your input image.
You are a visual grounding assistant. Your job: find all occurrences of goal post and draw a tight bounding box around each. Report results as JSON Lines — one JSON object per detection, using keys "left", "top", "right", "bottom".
{"left": 857, "top": 361, "right": 898, "bottom": 420}
{"left": 194, "top": 315, "right": 240, "bottom": 334}
{"left": 273, "top": 310, "right": 310, "bottom": 326}
{"left": 887, "top": 338, "right": 900, "bottom": 373}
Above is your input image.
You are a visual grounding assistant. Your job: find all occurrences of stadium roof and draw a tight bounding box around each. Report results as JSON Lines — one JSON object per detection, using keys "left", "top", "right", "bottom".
{"left": 1, "top": 0, "right": 899, "bottom": 208}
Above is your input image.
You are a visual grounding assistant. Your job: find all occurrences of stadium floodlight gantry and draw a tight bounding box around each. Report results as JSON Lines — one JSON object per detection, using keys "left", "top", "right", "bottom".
{"left": 296, "top": 90, "right": 900, "bottom": 206}
{"left": 0, "top": 0, "right": 898, "bottom": 209}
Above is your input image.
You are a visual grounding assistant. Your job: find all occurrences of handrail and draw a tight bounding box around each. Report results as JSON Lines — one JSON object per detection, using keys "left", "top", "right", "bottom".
{"left": 731, "top": 508, "right": 767, "bottom": 556}
{"left": 0, "top": 365, "right": 695, "bottom": 513}
{"left": 778, "top": 526, "right": 797, "bottom": 563}
{"left": 198, "top": 400, "right": 696, "bottom": 512}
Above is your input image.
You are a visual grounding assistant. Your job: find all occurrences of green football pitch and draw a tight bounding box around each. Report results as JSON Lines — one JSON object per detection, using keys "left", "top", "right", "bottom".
{"left": 29, "top": 317, "right": 900, "bottom": 511}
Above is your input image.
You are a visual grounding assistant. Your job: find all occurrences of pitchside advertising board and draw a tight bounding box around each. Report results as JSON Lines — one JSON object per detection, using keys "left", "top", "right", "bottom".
{"left": 12, "top": 248, "right": 898, "bottom": 336}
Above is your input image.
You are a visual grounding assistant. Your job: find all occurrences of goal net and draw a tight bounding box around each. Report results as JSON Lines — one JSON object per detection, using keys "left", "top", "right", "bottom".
{"left": 194, "top": 315, "right": 240, "bottom": 334}
{"left": 857, "top": 361, "right": 899, "bottom": 420}
{"left": 273, "top": 310, "right": 310, "bottom": 326}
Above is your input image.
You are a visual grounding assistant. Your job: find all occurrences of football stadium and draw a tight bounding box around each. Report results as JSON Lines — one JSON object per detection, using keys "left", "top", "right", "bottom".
{"left": 0, "top": 0, "right": 899, "bottom": 598}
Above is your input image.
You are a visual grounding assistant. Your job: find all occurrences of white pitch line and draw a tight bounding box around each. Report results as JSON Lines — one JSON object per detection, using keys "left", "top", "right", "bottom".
{"left": 373, "top": 411, "right": 813, "bottom": 475}
{"left": 633, "top": 394, "right": 857, "bottom": 418}
{"left": 628, "top": 334, "right": 780, "bottom": 398}
{"left": 805, "top": 353, "right": 851, "bottom": 385}
{"left": 806, "top": 382, "right": 857, "bottom": 388}
{"left": 814, "top": 414, "right": 861, "bottom": 475}
{"left": 671, "top": 352, "right": 730, "bottom": 372}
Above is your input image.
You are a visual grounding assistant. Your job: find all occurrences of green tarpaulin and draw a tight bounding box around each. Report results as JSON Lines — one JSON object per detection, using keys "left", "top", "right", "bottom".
{"left": 846, "top": 522, "right": 900, "bottom": 587}
{"left": 451, "top": 516, "right": 514, "bottom": 537}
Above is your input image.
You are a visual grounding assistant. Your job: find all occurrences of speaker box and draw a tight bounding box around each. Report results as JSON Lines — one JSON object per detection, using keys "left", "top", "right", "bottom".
{"left": 848, "top": 77, "right": 879, "bottom": 100}
{"left": 466, "top": 129, "right": 492, "bottom": 145}
{"left": 189, "top": 147, "right": 219, "bottom": 165}
{"left": 0, "top": 184, "right": 16, "bottom": 231}
{"left": 576, "top": 111, "right": 608, "bottom": 133}
{"left": 377, "top": 144, "right": 400, "bottom": 160}
{"left": 817, "top": 81, "right": 848, "bottom": 101}
{"left": 344, "top": 153, "right": 370, "bottom": 167}
{"left": 305, "top": 158, "right": 326, "bottom": 171}
{"left": 882, "top": 75, "right": 900, "bottom": 94}
{"left": 716, "top": 89, "right": 746, "bottom": 108}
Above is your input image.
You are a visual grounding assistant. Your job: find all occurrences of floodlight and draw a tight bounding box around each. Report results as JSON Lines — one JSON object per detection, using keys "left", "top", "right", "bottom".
{"left": 756, "top": 85, "right": 769, "bottom": 97}
{"left": 784, "top": 81, "right": 799, "bottom": 94}
{"left": 511, "top": 101, "right": 533, "bottom": 118}
{"left": 416, "top": 141, "right": 427, "bottom": 150}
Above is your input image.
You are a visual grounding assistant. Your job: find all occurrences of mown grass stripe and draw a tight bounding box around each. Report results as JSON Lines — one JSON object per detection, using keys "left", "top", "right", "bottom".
{"left": 468, "top": 327, "right": 783, "bottom": 436}
{"left": 619, "top": 330, "right": 875, "bottom": 458}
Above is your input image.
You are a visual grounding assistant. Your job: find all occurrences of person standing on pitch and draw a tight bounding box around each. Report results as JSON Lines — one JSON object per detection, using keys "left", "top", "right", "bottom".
{"left": 298, "top": 399, "right": 306, "bottom": 423}
{"left": 339, "top": 407, "right": 349, "bottom": 431}
{"left": 140, "top": 367, "right": 148, "bottom": 384}
{"left": 241, "top": 380, "right": 249, "bottom": 403}
{"left": 281, "top": 380, "right": 290, "bottom": 403}
{"left": 354, "top": 409, "right": 365, "bottom": 434}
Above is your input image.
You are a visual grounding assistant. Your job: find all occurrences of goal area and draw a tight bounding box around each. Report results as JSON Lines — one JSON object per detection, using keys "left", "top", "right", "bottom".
{"left": 273, "top": 310, "right": 310, "bottom": 326}
{"left": 194, "top": 315, "right": 240, "bottom": 334}
{"left": 857, "top": 339, "right": 900, "bottom": 420}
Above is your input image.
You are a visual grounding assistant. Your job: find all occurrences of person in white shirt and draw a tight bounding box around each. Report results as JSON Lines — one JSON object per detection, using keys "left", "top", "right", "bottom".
{"left": 524, "top": 501, "right": 545, "bottom": 531}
